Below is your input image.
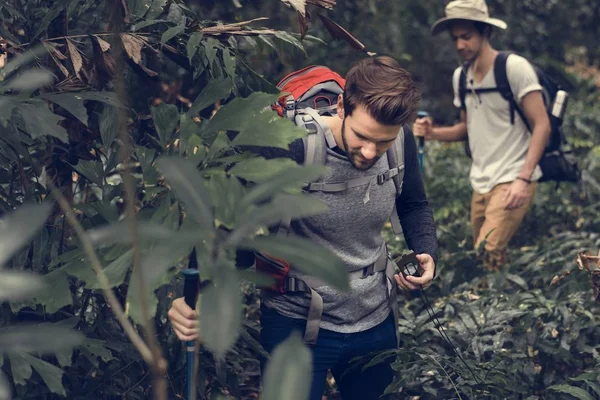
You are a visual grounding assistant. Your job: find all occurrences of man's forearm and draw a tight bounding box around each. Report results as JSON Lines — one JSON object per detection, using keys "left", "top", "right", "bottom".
{"left": 519, "top": 122, "right": 550, "bottom": 179}
{"left": 431, "top": 122, "right": 468, "bottom": 142}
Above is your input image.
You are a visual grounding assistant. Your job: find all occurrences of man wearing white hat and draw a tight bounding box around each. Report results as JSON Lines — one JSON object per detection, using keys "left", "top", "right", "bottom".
{"left": 414, "top": 0, "right": 550, "bottom": 270}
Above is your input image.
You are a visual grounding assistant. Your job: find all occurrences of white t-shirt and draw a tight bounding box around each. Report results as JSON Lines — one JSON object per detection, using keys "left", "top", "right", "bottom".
{"left": 452, "top": 54, "right": 543, "bottom": 194}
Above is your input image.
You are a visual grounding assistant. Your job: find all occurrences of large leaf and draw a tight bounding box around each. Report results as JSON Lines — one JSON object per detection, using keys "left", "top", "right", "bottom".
{"left": 156, "top": 156, "right": 214, "bottom": 228}
{"left": 30, "top": 0, "right": 74, "bottom": 41}
{"left": 0, "top": 45, "right": 48, "bottom": 79}
{"left": 151, "top": 103, "right": 179, "bottom": 146}
{"left": 261, "top": 332, "right": 312, "bottom": 400}
{"left": 126, "top": 238, "right": 191, "bottom": 324}
{"left": 88, "top": 221, "right": 175, "bottom": 246}
{"left": 161, "top": 25, "right": 185, "bottom": 45}
{"left": 19, "top": 270, "right": 72, "bottom": 313}
{"left": 0, "top": 325, "right": 83, "bottom": 353}
{"left": 43, "top": 92, "right": 91, "bottom": 126}
{"left": 227, "top": 157, "right": 298, "bottom": 183}
{"left": 15, "top": 353, "right": 66, "bottom": 396}
{"left": 16, "top": 102, "right": 68, "bottom": 142}
{"left": 199, "top": 268, "right": 242, "bottom": 360}
{"left": 89, "top": 249, "right": 132, "bottom": 289}
{"left": 0, "top": 202, "right": 51, "bottom": 266}
{"left": 206, "top": 92, "right": 307, "bottom": 149}
{"left": 548, "top": 384, "right": 596, "bottom": 400}
{"left": 0, "top": 370, "right": 10, "bottom": 400}
{"left": 80, "top": 338, "right": 115, "bottom": 368}
{"left": 6, "top": 69, "right": 54, "bottom": 92}
{"left": 72, "top": 159, "right": 104, "bottom": 186}
{"left": 240, "top": 236, "right": 348, "bottom": 291}
{"left": 66, "top": 91, "right": 127, "bottom": 109}
{"left": 187, "top": 32, "right": 204, "bottom": 61}
{"left": 207, "top": 173, "right": 246, "bottom": 229}
{"left": 0, "top": 271, "right": 44, "bottom": 301}
{"left": 238, "top": 164, "right": 326, "bottom": 212}
{"left": 228, "top": 194, "right": 328, "bottom": 246}
{"left": 187, "top": 78, "right": 233, "bottom": 117}
{"left": 99, "top": 105, "right": 118, "bottom": 146}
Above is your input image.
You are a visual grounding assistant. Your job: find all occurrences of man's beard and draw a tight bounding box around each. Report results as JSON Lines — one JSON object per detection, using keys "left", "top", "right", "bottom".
{"left": 341, "top": 119, "right": 380, "bottom": 171}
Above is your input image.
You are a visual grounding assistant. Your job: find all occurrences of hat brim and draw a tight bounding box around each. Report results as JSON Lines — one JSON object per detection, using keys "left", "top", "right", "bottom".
{"left": 431, "top": 17, "right": 507, "bottom": 36}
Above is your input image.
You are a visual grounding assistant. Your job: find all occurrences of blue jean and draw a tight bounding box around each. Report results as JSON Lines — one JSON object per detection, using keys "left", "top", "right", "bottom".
{"left": 260, "top": 305, "right": 397, "bottom": 400}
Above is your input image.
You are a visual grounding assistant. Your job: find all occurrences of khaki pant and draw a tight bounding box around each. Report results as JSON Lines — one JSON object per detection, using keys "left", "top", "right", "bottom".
{"left": 471, "top": 182, "right": 537, "bottom": 270}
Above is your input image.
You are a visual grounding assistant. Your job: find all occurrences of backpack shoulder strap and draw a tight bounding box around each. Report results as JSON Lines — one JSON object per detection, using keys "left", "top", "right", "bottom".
{"left": 386, "top": 127, "right": 405, "bottom": 235}
{"left": 495, "top": 51, "right": 532, "bottom": 131}
{"left": 458, "top": 65, "right": 468, "bottom": 111}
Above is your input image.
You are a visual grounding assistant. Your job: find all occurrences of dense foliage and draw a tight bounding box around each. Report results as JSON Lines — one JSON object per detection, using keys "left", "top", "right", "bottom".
{"left": 0, "top": 0, "right": 598, "bottom": 399}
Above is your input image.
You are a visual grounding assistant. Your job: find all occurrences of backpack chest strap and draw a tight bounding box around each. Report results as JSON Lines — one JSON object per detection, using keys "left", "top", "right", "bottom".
{"left": 306, "top": 165, "right": 403, "bottom": 193}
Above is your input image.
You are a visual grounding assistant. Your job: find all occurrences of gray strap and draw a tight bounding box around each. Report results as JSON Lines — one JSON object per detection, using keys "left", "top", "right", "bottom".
{"left": 301, "top": 108, "right": 337, "bottom": 149}
{"left": 307, "top": 175, "right": 376, "bottom": 193}
{"left": 304, "top": 288, "right": 323, "bottom": 345}
{"left": 285, "top": 97, "right": 295, "bottom": 120}
{"left": 387, "top": 127, "right": 405, "bottom": 235}
{"left": 347, "top": 248, "right": 389, "bottom": 280}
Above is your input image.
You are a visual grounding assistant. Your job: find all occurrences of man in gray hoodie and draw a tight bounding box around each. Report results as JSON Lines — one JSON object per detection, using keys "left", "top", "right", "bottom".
{"left": 169, "top": 56, "right": 439, "bottom": 399}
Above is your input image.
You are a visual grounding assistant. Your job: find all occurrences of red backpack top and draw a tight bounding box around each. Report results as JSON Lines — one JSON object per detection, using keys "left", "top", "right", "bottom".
{"left": 272, "top": 66, "right": 346, "bottom": 120}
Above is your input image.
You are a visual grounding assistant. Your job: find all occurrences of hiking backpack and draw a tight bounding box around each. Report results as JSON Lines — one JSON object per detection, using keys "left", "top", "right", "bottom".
{"left": 458, "top": 51, "right": 580, "bottom": 183}
{"left": 257, "top": 66, "right": 404, "bottom": 345}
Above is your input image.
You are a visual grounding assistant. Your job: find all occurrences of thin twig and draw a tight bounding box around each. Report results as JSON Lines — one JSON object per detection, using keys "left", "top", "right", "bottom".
{"left": 48, "top": 181, "right": 153, "bottom": 364}
{"left": 110, "top": 1, "right": 167, "bottom": 399}
{"left": 430, "top": 355, "right": 464, "bottom": 400}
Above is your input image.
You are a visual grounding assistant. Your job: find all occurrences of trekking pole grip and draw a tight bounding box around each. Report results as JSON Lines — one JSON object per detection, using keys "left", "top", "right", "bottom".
{"left": 183, "top": 268, "right": 200, "bottom": 310}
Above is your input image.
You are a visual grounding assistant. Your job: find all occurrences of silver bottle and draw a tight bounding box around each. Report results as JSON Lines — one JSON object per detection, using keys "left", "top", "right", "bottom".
{"left": 551, "top": 90, "right": 569, "bottom": 121}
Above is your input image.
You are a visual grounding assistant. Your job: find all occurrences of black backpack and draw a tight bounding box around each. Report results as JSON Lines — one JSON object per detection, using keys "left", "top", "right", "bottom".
{"left": 459, "top": 51, "right": 580, "bottom": 183}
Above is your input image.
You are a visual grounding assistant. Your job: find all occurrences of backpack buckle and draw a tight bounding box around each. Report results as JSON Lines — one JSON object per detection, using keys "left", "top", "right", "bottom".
{"left": 377, "top": 171, "right": 390, "bottom": 185}
{"left": 286, "top": 98, "right": 295, "bottom": 110}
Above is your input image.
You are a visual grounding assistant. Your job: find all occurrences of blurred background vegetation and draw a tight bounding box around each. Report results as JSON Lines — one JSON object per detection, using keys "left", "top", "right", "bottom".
{"left": 0, "top": 0, "right": 598, "bottom": 399}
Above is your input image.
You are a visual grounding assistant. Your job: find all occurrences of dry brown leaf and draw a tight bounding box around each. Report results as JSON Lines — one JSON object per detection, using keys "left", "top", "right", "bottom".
{"left": 534, "top": 364, "right": 542, "bottom": 374}
{"left": 66, "top": 39, "right": 83, "bottom": 79}
{"left": 467, "top": 293, "right": 480, "bottom": 301}
{"left": 281, "top": 0, "right": 306, "bottom": 17}
{"left": 93, "top": 36, "right": 111, "bottom": 52}
{"left": 139, "top": 63, "right": 158, "bottom": 77}
{"left": 551, "top": 328, "right": 559, "bottom": 338}
{"left": 43, "top": 42, "right": 67, "bottom": 60}
{"left": 120, "top": 33, "right": 145, "bottom": 64}
{"left": 317, "top": 13, "right": 370, "bottom": 53}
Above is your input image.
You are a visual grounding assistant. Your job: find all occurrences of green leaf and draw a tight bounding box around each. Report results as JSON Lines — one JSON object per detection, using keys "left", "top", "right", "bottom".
{"left": 0, "top": 45, "right": 48, "bottom": 79}
{"left": 161, "top": 25, "right": 185, "bottom": 45}
{"left": 206, "top": 92, "right": 307, "bottom": 149}
{"left": 207, "top": 173, "right": 246, "bottom": 229}
{"left": 238, "top": 164, "right": 326, "bottom": 212}
{"left": 42, "top": 92, "right": 90, "bottom": 126}
{"left": 199, "top": 268, "right": 242, "bottom": 360}
{"left": 88, "top": 221, "right": 175, "bottom": 246}
{"left": 228, "top": 194, "right": 328, "bottom": 246}
{"left": 22, "top": 353, "right": 66, "bottom": 396}
{"left": 0, "top": 370, "right": 10, "bottom": 400}
{"left": 548, "top": 384, "right": 596, "bottom": 400}
{"left": 223, "top": 49, "right": 236, "bottom": 78}
{"left": 0, "top": 271, "right": 45, "bottom": 301}
{"left": 89, "top": 249, "right": 132, "bottom": 289}
{"left": 151, "top": 103, "right": 179, "bottom": 146}
{"left": 72, "top": 159, "right": 104, "bottom": 186}
{"left": 240, "top": 236, "right": 348, "bottom": 291}
{"left": 506, "top": 274, "right": 529, "bottom": 290}
{"left": 227, "top": 157, "right": 298, "bottom": 183}
{"left": 80, "top": 338, "right": 115, "bottom": 368}
{"left": 203, "top": 38, "right": 220, "bottom": 70}
{"left": 146, "top": 0, "right": 168, "bottom": 19}
{"left": 274, "top": 31, "right": 306, "bottom": 56}
{"left": 31, "top": 270, "right": 72, "bottom": 313}
{"left": 0, "top": 202, "right": 51, "bottom": 266}
{"left": 66, "top": 91, "right": 127, "bottom": 109}
{"left": 16, "top": 102, "right": 68, "bottom": 142}
{"left": 8, "top": 353, "right": 32, "bottom": 385}
{"left": 100, "top": 105, "right": 118, "bottom": 146}
{"left": 187, "top": 32, "right": 204, "bottom": 61}
{"left": 156, "top": 156, "right": 214, "bottom": 228}
{"left": 31, "top": 0, "right": 74, "bottom": 41}
{"left": 261, "top": 332, "right": 312, "bottom": 400}
{"left": 0, "top": 325, "right": 83, "bottom": 353}
{"left": 7, "top": 69, "right": 55, "bottom": 91}
{"left": 133, "top": 19, "right": 173, "bottom": 31}
{"left": 187, "top": 78, "right": 233, "bottom": 117}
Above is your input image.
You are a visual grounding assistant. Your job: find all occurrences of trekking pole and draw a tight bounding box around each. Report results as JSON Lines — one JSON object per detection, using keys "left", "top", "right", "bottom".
{"left": 416, "top": 111, "right": 429, "bottom": 174}
{"left": 182, "top": 266, "right": 200, "bottom": 400}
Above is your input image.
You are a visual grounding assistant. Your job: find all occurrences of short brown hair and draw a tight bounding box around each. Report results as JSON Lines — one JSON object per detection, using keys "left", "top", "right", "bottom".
{"left": 343, "top": 56, "right": 420, "bottom": 125}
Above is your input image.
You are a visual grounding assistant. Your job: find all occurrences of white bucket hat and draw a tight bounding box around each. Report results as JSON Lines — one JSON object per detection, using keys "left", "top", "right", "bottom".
{"left": 431, "top": 0, "right": 507, "bottom": 36}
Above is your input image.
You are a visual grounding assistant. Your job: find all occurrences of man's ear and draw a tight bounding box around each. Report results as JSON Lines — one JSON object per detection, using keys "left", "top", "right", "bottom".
{"left": 337, "top": 94, "right": 345, "bottom": 119}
